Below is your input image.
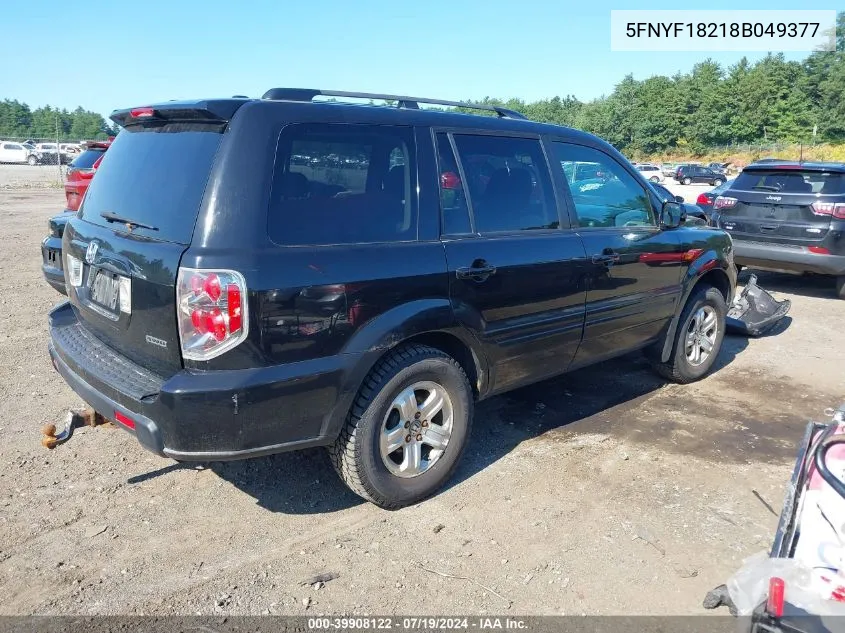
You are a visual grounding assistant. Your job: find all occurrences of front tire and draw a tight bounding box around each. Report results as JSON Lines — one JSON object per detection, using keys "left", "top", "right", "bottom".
{"left": 683, "top": 177, "right": 692, "bottom": 185}
{"left": 652, "top": 286, "right": 727, "bottom": 384}
{"left": 713, "top": 178, "right": 724, "bottom": 186}
{"left": 650, "top": 176, "right": 660, "bottom": 183}
{"left": 329, "top": 344, "right": 473, "bottom": 509}
{"left": 27, "top": 155, "right": 37, "bottom": 166}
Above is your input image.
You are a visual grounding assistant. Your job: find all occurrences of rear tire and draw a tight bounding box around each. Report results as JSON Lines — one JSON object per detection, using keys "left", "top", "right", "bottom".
{"left": 652, "top": 286, "right": 727, "bottom": 384}
{"left": 650, "top": 176, "right": 660, "bottom": 183}
{"left": 27, "top": 155, "right": 37, "bottom": 166}
{"left": 714, "top": 178, "right": 724, "bottom": 186}
{"left": 683, "top": 177, "right": 692, "bottom": 185}
{"left": 837, "top": 276, "right": 845, "bottom": 300}
{"left": 329, "top": 344, "right": 473, "bottom": 509}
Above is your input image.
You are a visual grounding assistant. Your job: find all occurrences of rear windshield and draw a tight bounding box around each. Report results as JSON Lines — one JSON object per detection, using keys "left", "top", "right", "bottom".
{"left": 79, "top": 125, "right": 222, "bottom": 244}
{"left": 70, "top": 148, "right": 106, "bottom": 170}
{"left": 733, "top": 169, "right": 844, "bottom": 195}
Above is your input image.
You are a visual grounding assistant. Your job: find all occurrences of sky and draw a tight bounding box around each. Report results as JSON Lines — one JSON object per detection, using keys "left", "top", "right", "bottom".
{"left": 0, "top": 0, "right": 837, "bottom": 120}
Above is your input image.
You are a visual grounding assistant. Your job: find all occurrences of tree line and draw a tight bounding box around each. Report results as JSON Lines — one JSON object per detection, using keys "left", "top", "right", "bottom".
{"left": 0, "top": 101, "right": 114, "bottom": 141}
{"left": 456, "top": 12, "right": 844, "bottom": 157}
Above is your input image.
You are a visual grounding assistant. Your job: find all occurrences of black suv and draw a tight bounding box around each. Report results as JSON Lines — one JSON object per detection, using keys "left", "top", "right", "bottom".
{"left": 675, "top": 165, "right": 726, "bottom": 186}
{"left": 714, "top": 161, "right": 845, "bottom": 298}
{"left": 48, "top": 89, "right": 736, "bottom": 508}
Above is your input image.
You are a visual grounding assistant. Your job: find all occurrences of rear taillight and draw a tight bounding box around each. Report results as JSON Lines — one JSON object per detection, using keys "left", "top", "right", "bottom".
{"left": 66, "top": 254, "right": 83, "bottom": 287}
{"left": 811, "top": 201, "right": 845, "bottom": 220}
{"left": 177, "top": 268, "right": 248, "bottom": 361}
{"left": 441, "top": 171, "right": 461, "bottom": 189}
{"left": 714, "top": 196, "right": 738, "bottom": 210}
{"left": 696, "top": 193, "right": 709, "bottom": 205}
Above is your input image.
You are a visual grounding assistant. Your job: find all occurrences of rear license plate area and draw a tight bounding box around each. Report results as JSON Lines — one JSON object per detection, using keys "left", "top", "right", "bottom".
{"left": 89, "top": 269, "right": 123, "bottom": 312}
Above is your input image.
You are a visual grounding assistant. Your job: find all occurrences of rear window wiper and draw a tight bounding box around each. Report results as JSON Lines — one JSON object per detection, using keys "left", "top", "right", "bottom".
{"left": 100, "top": 211, "right": 159, "bottom": 231}
{"left": 751, "top": 185, "right": 782, "bottom": 192}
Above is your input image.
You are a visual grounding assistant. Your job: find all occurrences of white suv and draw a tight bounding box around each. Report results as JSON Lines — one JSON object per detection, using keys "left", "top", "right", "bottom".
{"left": 636, "top": 163, "right": 664, "bottom": 183}
{"left": 0, "top": 141, "right": 36, "bottom": 165}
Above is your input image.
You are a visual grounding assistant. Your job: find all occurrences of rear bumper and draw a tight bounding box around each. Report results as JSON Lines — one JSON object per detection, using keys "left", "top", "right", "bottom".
{"left": 41, "top": 235, "right": 66, "bottom": 295}
{"left": 48, "top": 301, "right": 364, "bottom": 461}
{"left": 733, "top": 240, "right": 845, "bottom": 276}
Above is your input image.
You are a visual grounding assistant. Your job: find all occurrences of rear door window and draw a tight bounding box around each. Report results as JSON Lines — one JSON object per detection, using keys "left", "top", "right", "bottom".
{"left": 451, "top": 134, "right": 558, "bottom": 233}
{"left": 269, "top": 123, "right": 416, "bottom": 245}
{"left": 79, "top": 125, "right": 223, "bottom": 244}
{"left": 70, "top": 148, "right": 106, "bottom": 170}
{"left": 733, "top": 170, "right": 843, "bottom": 195}
{"left": 435, "top": 132, "right": 472, "bottom": 235}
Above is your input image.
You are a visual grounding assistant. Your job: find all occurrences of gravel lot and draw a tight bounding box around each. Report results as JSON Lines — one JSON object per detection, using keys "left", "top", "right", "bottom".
{"left": 1, "top": 164, "right": 843, "bottom": 616}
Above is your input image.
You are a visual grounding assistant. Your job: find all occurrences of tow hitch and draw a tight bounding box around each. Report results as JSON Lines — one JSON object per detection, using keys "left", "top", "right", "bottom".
{"left": 41, "top": 408, "right": 110, "bottom": 449}
{"left": 726, "top": 273, "right": 791, "bottom": 337}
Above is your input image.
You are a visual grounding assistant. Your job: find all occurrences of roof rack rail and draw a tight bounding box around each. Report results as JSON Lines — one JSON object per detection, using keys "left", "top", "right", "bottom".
{"left": 260, "top": 88, "right": 527, "bottom": 120}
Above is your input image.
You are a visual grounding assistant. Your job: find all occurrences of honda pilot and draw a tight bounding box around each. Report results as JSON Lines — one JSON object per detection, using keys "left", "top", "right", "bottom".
{"left": 714, "top": 161, "right": 845, "bottom": 299}
{"left": 48, "top": 89, "right": 736, "bottom": 508}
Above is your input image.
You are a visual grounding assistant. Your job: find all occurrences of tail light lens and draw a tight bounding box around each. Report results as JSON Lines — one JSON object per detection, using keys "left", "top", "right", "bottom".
{"left": 714, "top": 196, "right": 738, "bottom": 210}
{"left": 177, "top": 268, "right": 248, "bottom": 361}
{"left": 696, "top": 193, "right": 709, "bottom": 205}
{"left": 66, "top": 253, "right": 83, "bottom": 287}
{"left": 811, "top": 201, "right": 845, "bottom": 219}
{"left": 767, "top": 577, "right": 785, "bottom": 617}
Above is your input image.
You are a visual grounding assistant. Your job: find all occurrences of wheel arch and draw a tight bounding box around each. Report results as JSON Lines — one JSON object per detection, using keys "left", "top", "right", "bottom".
{"left": 322, "top": 301, "right": 490, "bottom": 441}
{"left": 659, "top": 260, "right": 733, "bottom": 363}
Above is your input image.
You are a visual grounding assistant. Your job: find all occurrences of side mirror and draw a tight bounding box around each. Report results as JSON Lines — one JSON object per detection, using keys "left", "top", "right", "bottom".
{"left": 660, "top": 201, "right": 683, "bottom": 229}
{"left": 675, "top": 195, "right": 684, "bottom": 203}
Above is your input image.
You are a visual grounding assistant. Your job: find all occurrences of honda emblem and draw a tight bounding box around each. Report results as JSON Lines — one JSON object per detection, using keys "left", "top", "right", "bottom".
{"left": 85, "top": 241, "right": 99, "bottom": 264}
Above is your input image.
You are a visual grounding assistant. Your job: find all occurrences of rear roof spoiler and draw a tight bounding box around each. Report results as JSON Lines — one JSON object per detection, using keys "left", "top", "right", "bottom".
{"left": 110, "top": 99, "right": 248, "bottom": 127}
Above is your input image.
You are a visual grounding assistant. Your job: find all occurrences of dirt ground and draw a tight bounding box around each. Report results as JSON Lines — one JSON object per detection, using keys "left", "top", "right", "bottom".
{"left": 1, "top": 164, "right": 843, "bottom": 616}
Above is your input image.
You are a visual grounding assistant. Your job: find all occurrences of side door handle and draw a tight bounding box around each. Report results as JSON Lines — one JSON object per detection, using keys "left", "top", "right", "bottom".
{"left": 456, "top": 262, "right": 497, "bottom": 282}
{"left": 591, "top": 253, "right": 620, "bottom": 265}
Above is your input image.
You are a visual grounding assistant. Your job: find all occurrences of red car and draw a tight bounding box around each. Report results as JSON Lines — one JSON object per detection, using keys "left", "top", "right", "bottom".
{"left": 65, "top": 139, "right": 113, "bottom": 211}
{"left": 41, "top": 138, "right": 113, "bottom": 294}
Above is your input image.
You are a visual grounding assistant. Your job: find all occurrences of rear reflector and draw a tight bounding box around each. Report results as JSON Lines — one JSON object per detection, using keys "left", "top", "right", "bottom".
{"left": 130, "top": 107, "right": 155, "bottom": 118}
{"left": 809, "top": 246, "right": 831, "bottom": 255}
{"left": 767, "top": 577, "right": 785, "bottom": 617}
{"left": 114, "top": 411, "right": 136, "bottom": 430}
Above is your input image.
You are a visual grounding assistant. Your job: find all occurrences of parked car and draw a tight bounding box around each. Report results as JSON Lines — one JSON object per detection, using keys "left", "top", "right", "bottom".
{"left": 662, "top": 163, "right": 679, "bottom": 178}
{"left": 714, "top": 161, "right": 845, "bottom": 298}
{"left": 636, "top": 163, "right": 664, "bottom": 183}
{"left": 41, "top": 140, "right": 113, "bottom": 294}
{"left": 650, "top": 182, "right": 707, "bottom": 222}
{"left": 0, "top": 141, "right": 35, "bottom": 165}
{"left": 47, "top": 90, "right": 736, "bottom": 508}
{"left": 675, "top": 164, "right": 726, "bottom": 186}
{"left": 31, "top": 143, "right": 62, "bottom": 164}
{"left": 696, "top": 179, "right": 735, "bottom": 223}
{"left": 706, "top": 162, "right": 728, "bottom": 173}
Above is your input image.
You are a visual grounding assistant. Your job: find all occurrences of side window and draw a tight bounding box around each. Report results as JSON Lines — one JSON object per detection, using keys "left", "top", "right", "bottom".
{"left": 451, "top": 134, "right": 557, "bottom": 233}
{"left": 269, "top": 123, "right": 416, "bottom": 246}
{"left": 553, "top": 142, "right": 654, "bottom": 228}
{"left": 2, "top": 144, "right": 15, "bottom": 150}
{"left": 435, "top": 133, "right": 472, "bottom": 235}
